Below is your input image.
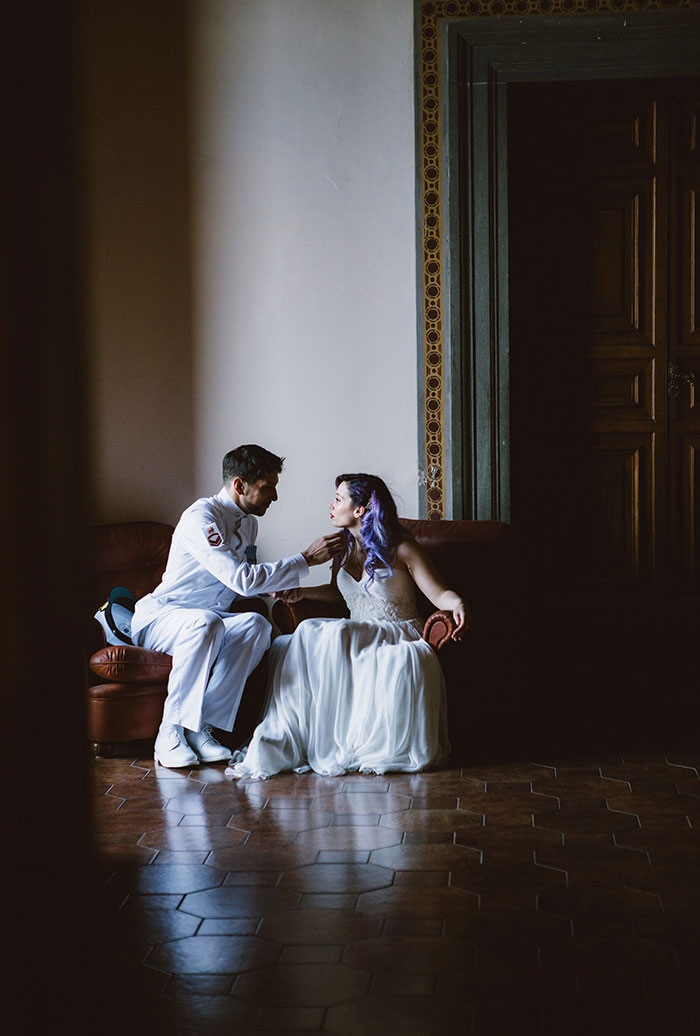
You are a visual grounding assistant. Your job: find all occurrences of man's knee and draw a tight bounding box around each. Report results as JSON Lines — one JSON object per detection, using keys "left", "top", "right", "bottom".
{"left": 227, "top": 611, "right": 272, "bottom": 650}
{"left": 244, "top": 611, "right": 272, "bottom": 644}
{"left": 183, "top": 611, "right": 226, "bottom": 646}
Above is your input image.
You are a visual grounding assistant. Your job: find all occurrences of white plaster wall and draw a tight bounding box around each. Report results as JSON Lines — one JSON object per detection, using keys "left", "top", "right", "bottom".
{"left": 82, "top": 0, "right": 196, "bottom": 525}
{"left": 191, "top": 0, "right": 419, "bottom": 572}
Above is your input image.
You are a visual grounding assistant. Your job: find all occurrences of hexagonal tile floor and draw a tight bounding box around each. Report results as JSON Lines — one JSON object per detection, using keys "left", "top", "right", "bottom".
{"left": 91, "top": 747, "right": 700, "bottom": 1034}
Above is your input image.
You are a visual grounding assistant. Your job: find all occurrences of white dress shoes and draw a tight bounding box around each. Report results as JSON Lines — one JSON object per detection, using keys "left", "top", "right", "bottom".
{"left": 154, "top": 724, "right": 198, "bottom": 768}
{"left": 184, "top": 724, "right": 232, "bottom": 763}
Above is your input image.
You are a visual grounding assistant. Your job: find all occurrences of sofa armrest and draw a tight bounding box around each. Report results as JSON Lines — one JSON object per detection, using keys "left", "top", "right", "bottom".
{"left": 272, "top": 598, "right": 349, "bottom": 634}
{"left": 90, "top": 645, "right": 172, "bottom": 683}
{"left": 422, "top": 609, "right": 472, "bottom": 652}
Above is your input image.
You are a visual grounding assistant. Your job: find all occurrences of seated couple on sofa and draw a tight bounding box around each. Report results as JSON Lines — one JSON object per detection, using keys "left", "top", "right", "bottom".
{"left": 127, "top": 443, "right": 468, "bottom": 777}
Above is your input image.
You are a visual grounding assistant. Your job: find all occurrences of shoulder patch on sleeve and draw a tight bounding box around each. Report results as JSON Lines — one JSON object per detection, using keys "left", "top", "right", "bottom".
{"left": 204, "top": 522, "right": 224, "bottom": 547}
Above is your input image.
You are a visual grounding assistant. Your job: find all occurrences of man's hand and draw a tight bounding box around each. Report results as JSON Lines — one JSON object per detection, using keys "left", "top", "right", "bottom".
{"left": 272, "top": 588, "right": 304, "bottom": 603}
{"left": 302, "top": 532, "right": 346, "bottom": 566}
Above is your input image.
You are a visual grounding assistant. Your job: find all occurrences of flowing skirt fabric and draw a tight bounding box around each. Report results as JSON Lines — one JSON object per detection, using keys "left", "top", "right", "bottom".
{"left": 230, "top": 617, "right": 451, "bottom": 780}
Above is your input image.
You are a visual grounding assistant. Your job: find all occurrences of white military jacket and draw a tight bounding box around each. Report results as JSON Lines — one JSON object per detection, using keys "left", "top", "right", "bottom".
{"left": 132, "top": 487, "right": 309, "bottom": 634}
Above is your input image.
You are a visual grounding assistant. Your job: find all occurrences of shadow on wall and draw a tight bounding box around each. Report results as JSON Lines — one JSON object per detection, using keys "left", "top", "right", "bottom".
{"left": 82, "top": 0, "right": 196, "bottom": 524}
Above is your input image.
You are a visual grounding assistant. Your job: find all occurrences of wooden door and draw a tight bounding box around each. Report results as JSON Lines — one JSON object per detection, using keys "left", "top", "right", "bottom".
{"left": 509, "top": 79, "right": 700, "bottom": 629}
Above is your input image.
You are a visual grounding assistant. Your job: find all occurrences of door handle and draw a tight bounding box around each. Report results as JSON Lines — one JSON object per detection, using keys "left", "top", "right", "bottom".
{"left": 668, "top": 361, "right": 697, "bottom": 399}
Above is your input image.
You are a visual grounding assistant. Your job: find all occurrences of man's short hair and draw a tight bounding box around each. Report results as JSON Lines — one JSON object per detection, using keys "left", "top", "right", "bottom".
{"left": 223, "top": 444, "right": 285, "bottom": 485}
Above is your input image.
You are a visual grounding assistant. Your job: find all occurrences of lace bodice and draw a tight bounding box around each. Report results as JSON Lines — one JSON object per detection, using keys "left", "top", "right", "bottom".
{"left": 337, "top": 565, "right": 422, "bottom": 627}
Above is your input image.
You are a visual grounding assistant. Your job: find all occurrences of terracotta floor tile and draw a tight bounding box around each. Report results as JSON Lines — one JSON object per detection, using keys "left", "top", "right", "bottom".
{"left": 229, "top": 808, "right": 334, "bottom": 835}
{"left": 162, "top": 791, "right": 224, "bottom": 815}
{"left": 393, "top": 869, "right": 450, "bottom": 886}
{"left": 293, "top": 824, "right": 402, "bottom": 851}
{"left": 147, "top": 933, "right": 280, "bottom": 975}
{"left": 96, "top": 805, "right": 180, "bottom": 829}
{"left": 180, "top": 884, "right": 300, "bottom": 918}
{"left": 151, "top": 849, "right": 210, "bottom": 865}
{"left": 344, "top": 934, "right": 474, "bottom": 974}
{"left": 539, "top": 934, "right": 676, "bottom": 975}
{"left": 139, "top": 825, "right": 247, "bottom": 851}
{"left": 449, "top": 857, "right": 566, "bottom": 895}
{"left": 544, "top": 1002, "right": 696, "bottom": 1036}
{"left": 91, "top": 793, "right": 127, "bottom": 815}
{"left": 259, "top": 907, "right": 381, "bottom": 944}
{"left": 533, "top": 841, "right": 650, "bottom": 881}
{"left": 123, "top": 892, "right": 184, "bottom": 912}
{"left": 534, "top": 806, "right": 641, "bottom": 835}
{"left": 438, "top": 963, "right": 577, "bottom": 1005}
{"left": 279, "top": 862, "right": 393, "bottom": 894}
{"left": 408, "top": 793, "right": 462, "bottom": 809}
{"left": 206, "top": 844, "right": 318, "bottom": 871}
{"left": 382, "top": 917, "right": 444, "bottom": 936}
{"left": 369, "top": 842, "right": 480, "bottom": 871}
{"left": 232, "top": 962, "right": 369, "bottom": 1006}
{"left": 132, "top": 993, "right": 258, "bottom": 1036}
{"left": 370, "top": 971, "right": 436, "bottom": 995}
{"left": 310, "top": 792, "right": 411, "bottom": 814}
{"left": 329, "top": 812, "right": 381, "bottom": 825}
{"left": 298, "top": 893, "right": 358, "bottom": 909}
{"left": 222, "top": 869, "right": 282, "bottom": 886}
{"left": 164, "top": 974, "right": 232, "bottom": 995}
{"left": 538, "top": 884, "right": 662, "bottom": 923}
{"left": 357, "top": 884, "right": 479, "bottom": 918}
{"left": 316, "top": 849, "right": 370, "bottom": 862}
{"left": 455, "top": 821, "right": 563, "bottom": 855}
{"left": 279, "top": 944, "right": 342, "bottom": 963}
{"left": 198, "top": 917, "right": 258, "bottom": 935}
{"left": 111, "top": 905, "right": 200, "bottom": 944}
{"left": 341, "top": 777, "right": 391, "bottom": 792}
{"left": 378, "top": 807, "right": 469, "bottom": 833}
{"left": 324, "top": 993, "right": 470, "bottom": 1035}
{"left": 256, "top": 1005, "right": 326, "bottom": 1029}
{"left": 444, "top": 908, "right": 571, "bottom": 946}
{"left": 131, "top": 863, "right": 226, "bottom": 894}
{"left": 89, "top": 747, "right": 700, "bottom": 1033}
{"left": 462, "top": 761, "right": 557, "bottom": 782}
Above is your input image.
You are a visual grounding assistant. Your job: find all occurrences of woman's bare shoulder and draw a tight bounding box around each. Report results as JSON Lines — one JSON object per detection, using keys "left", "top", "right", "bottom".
{"left": 395, "top": 534, "right": 421, "bottom": 564}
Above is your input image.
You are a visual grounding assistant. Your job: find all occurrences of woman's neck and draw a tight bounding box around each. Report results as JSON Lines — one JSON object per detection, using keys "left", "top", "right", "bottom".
{"left": 349, "top": 526, "right": 364, "bottom": 551}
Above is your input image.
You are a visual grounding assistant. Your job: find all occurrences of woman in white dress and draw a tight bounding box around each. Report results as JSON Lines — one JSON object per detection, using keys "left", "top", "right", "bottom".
{"left": 228, "top": 474, "right": 469, "bottom": 780}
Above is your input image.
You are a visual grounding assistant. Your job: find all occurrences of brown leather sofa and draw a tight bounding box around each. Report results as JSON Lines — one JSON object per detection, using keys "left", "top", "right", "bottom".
{"left": 85, "top": 518, "right": 523, "bottom": 760}
{"left": 272, "top": 518, "right": 524, "bottom": 761}
{"left": 85, "top": 521, "right": 268, "bottom": 755}
{"left": 85, "top": 521, "right": 174, "bottom": 754}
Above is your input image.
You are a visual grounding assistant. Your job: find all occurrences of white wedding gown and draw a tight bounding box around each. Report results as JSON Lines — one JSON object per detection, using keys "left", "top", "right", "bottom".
{"left": 228, "top": 564, "right": 451, "bottom": 779}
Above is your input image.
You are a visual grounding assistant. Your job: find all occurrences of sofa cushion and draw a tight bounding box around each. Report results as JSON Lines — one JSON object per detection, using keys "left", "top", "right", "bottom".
{"left": 90, "top": 645, "right": 172, "bottom": 683}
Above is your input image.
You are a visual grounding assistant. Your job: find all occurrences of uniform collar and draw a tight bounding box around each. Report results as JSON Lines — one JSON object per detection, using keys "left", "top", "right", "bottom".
{"left": 217, "top": 486, "right": 248, "bottom": 521}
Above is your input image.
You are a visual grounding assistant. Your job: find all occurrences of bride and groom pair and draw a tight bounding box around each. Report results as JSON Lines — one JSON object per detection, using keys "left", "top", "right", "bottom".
{"left": 131, "top": 444, "right": 468, "bottom": 777}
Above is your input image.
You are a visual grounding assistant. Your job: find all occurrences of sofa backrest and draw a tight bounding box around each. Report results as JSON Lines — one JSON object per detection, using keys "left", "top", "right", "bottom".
{"left": 85, "top": 521, "right": 174, "bottom": 612}
{"left": 400, "top": 518, "right": 519, "bottom": 628}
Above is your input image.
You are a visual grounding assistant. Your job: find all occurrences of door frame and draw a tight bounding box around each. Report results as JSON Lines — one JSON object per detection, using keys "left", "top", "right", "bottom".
{"left": 436, "top": 12, "right": 700, "bottom": 520}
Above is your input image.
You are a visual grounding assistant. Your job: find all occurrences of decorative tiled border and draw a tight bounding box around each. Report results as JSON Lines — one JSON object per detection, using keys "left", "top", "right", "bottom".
{"left": 418, "top": 0, "right": 700, "bottom": 519}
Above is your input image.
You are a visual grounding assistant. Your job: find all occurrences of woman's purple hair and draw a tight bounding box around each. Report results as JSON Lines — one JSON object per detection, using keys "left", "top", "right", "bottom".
{"left": 335, "top": 473, "right": 408, "bottom": 587}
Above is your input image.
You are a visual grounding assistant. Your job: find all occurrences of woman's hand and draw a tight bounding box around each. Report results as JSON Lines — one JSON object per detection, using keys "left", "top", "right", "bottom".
{"left": 272, "top": 588, "right": 304, "bottom": 603}
{"left": 450, "top": 599, "right": 470, "bottom": 641}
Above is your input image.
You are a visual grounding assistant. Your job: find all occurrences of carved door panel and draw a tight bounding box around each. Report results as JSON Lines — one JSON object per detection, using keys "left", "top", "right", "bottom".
{"left": 509, "top": 79, "right": 700, "bottom": 618}
{"left": 669, "top": 95, "right": 700, "bottom": 603}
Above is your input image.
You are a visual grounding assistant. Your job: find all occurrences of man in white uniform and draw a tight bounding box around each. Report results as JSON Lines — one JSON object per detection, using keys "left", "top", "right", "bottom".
{"left": 132, "top": 444, "right": 344, "bottom": 768}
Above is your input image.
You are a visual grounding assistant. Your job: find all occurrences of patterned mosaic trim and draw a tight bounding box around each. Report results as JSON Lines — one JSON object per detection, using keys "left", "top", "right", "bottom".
{"left": 418, "top": 0, "right": 700, "bottom": 519}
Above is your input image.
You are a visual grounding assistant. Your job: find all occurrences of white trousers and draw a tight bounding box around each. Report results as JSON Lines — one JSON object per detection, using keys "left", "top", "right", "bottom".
{"left": 133, "top": 606, "right": 271, "bottom": 732}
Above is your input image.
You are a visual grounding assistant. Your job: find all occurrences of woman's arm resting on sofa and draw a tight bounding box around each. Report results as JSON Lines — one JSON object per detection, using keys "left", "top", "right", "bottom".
{"left": 397, "top": 539, "right": 471, "bottom": 641}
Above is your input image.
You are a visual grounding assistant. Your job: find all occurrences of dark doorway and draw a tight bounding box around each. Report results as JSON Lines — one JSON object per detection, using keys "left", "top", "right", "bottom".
{"left": 508, "top": 78, "right": 700, "bottom": 742}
